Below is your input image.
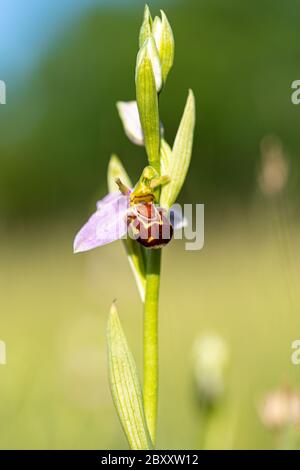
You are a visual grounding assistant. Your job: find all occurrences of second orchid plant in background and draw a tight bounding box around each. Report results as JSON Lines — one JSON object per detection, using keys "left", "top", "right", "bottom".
{"left": 74, "top": 5, "right": 195, "bottom": 449}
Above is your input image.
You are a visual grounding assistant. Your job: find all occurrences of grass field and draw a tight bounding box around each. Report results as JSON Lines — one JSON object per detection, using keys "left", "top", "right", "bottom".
{"left": 1, "top": 204, "right": 300, "bottom": 449}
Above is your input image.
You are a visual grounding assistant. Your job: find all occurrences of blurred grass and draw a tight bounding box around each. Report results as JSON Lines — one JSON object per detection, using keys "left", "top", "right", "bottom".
{"left": 1, "top": 206, "right": 300, "bottom": 449}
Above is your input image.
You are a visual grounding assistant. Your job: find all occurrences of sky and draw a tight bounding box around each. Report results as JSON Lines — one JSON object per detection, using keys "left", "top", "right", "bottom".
{"left": 0, "top": 0, "right": 135, "bottom": 81}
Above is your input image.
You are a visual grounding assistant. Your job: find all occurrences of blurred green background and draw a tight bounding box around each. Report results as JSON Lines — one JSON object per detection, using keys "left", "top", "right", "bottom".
{"left": 1, "top": 0, "right": 300, "bottom": 449}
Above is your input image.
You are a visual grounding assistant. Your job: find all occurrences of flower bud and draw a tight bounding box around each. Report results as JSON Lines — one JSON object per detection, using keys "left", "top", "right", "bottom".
{"left": 153, "top": 10, "right": 175, "bottom": 84}
{"left": 192, "top": 333, "right": 229, "bottom": 408}
{"left": 139, "top": 4, "right": 153, "bottom": 48}
{"left": 136, "top": 37, "right": 162, "bottom": 93}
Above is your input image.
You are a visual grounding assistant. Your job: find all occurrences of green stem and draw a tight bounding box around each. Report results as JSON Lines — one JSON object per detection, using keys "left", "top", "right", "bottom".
{"left": 143, "top": 248, "right": 161, "bottom": 447}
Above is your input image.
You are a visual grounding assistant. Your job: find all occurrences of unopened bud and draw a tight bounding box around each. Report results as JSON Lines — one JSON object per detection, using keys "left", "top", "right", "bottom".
{"left": 136, "top": 37, "right": 162, "bottom": 93}
{"left": 139, "top": 4, "right": 153, "bottom": 48}
{"left": 153, "top": 10, "right": 174, "bottom": 84}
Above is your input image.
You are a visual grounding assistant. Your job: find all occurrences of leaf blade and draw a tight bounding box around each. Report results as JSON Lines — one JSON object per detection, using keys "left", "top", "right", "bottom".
{"left": 160, "top": 90, "right": 196, "bottom": 208}
{"left": 107, "top": 303, "right": 153, "bottom": 450}
{"left": 160, "top": 138, "right": 172, "bottom": 175}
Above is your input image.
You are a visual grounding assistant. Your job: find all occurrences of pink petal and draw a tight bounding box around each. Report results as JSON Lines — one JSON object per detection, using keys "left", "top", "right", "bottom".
{"left": 170, "top": 205, "right": 188, "bottom": 230}
{"left": 96, "top": 191, "right": 121, "bottom": 210}
{"left": 74, "top": 192, "right": 129, "bottom": 253}
{"left": 116, "top": 101, "right": 144, "bottom": 146}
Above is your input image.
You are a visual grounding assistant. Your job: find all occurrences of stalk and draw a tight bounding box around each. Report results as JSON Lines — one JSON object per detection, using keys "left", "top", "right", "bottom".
{"left": 143, "top": 248, "right": 162, "bottom": 446}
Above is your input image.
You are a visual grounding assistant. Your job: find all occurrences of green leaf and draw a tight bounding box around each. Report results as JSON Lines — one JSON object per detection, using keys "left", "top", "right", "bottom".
{"left": 160, "top": 90, "right": 196, "bottom": 208}
{"left": 160, "top": 138, "right": 172, "bottom": 175}
{"left": 107, "top": 155, "right": 146, "bottom": 302}
{"left": 136, "top": 39, "right": 161, "bottom": 173}
{"left": 107, "top": 302, "right": 153, "bottom": 450}
{"left": 124, "top": 238, "right": 146, "bottom": 302}
{"left": 153, "top": 11, "right": 175, "bottom": 84}
{"left": 139, "top": 4, "right": 153, "bottom": 48}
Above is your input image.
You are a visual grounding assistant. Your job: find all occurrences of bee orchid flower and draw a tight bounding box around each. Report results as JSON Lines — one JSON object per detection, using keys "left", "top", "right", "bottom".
{"left": 73, "top": 166, "right": 185, "bottom": 254}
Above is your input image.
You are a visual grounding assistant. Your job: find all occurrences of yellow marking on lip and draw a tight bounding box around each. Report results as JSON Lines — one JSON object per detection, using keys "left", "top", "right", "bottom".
{"left": 130, "top": 194, "right": 155, "bottom": 205}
